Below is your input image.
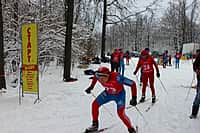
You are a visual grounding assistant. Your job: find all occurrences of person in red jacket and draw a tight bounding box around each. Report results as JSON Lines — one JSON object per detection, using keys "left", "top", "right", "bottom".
{"left": 133, "top": 49, "right": 160, "bottom": 103}
{"left": 111, "top": 48, "right": 120, "bottom": 72}
{"left": 84, "top": 67, "right": 137, "bottom": 133}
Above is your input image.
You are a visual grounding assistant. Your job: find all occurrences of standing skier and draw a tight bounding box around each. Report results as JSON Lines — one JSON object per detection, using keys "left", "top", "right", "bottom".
{"left": 111, "top": 48, "right": 120, "bottom": 72}
{"left": 162, "top": 50, "right": 168, "bottom": 68}
{"left": 175, "top": 51, "right": 181, "bottom": 69}
{"left": 84, "top": 67, "right": 137, "bottom": 133}
{"left": 190, "top": 50, "right": 200, "bottom": 119}
{"left": 140, "top": 48, "right": 150, "bottom": 86}
{"left": 133, "top": 49, "right": 160, "bottom": 103}
{"left": 125, "top": 50, "right": 130, "bottom": 65}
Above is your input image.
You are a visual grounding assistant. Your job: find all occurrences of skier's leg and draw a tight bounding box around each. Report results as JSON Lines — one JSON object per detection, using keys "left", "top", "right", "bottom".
{"left": 117, "top": 63, "right": 120, "bottom": 72}
{"left": 141, "top": 74, "right": 148, "bottom": 96}
{"left": 93, "top": 91, "right": 111, "bottom": 120}
{"left": 191, "top": 80, "right": 200, "bottom": 118}
{"left": 193, "top": 80, "right": 200, "bottom": 106}
{"left": 115, "top": 90, "right": 134, "bottom": 129}
{"left": 92, "top": 100, "right": 99, "bottom": 122}
{"left": 149, "top": 73, "right": 155, "bottom": 96}
{"left": 178, "top": 61, "right": 179, "bottom": 69}
{"left": 117, "top": 106, "right": 132, "bottom": 128}
{"left": 139, "top": 74, "right": 148, "bottom": 102}
{"left": 111, "top": 62, "right": 114, "bottom": 72}
{"left": 149, "top": 73, "right": 156, "bottom": 103}
{"left": 86, "top": 91, "right": 111, "bottom": 132}
{"left": 114, "top": 88, "right": 136, "bottom": 133}
{"left": 85, "top": 99, "right": 100, "bottom": 132}
{"left": 113, "top": 63, "right": 118, "bottom": 72}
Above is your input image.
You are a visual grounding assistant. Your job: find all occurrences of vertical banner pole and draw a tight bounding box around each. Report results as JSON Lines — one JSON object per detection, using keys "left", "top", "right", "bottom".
{"left": 18, "top": 63, "right": 22, "bottom": 105}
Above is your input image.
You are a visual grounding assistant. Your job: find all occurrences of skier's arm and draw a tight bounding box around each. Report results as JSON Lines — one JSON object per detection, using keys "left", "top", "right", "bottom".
{"left": 151, "top": 57, "right": 160, "bottom": 77}
{"left": 134, "top": 59, "right": 141, "bottom": 74}
{"left": 117, "top": 75, "right": 137, "bottom": 97}
{"left": 90, "top": 74, "right": 98, "bottom": 88}
{"left": 152, "top": 57, "right": 159, "bottom": 73}
{"left": 121, "top": 75, "right": 137, "bottom": 106}
{"left": 85, "top": 74, "right": 98, "bottom": 94}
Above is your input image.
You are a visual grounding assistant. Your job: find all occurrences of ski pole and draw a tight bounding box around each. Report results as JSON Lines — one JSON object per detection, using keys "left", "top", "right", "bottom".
{"left": 185, "top": 75, "right": 196, "bottom": 101}
{"left": 158, "top": 78, "right": 168, "bottom": 94}
{"left": 91, "top": 92, "right": 114, "bottom": 117}
{"left": 134, "top": 106, "right": 148, "bottom": 124}
{"left": 135, "top": 75, "right": 140, "bottom": 84}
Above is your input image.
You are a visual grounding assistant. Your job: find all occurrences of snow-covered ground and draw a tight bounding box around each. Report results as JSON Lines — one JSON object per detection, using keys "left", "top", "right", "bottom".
{"left": 0, "top": 58, "right": 199, "bottom": 133}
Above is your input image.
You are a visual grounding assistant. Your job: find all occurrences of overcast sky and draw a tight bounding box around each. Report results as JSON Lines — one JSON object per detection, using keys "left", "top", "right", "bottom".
{"left": 134, "top": 0, "right": 194, "bottom": 18}
{"left": 96, "top": 0, "right": 195, "bottom": 31}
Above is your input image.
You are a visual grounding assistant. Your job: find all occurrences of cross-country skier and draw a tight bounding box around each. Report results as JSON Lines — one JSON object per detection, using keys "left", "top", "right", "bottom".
{"left": 162, "top": 50, "right": 168, "bottom": 68}
{"left": 125, "top": 50, "right": 130, "bottom": 65}
{"left": 175, "top": 51, "right": 181, "bottom": 69}
{"left": 84, "top": 67, "right": 137, "bottom": 133}
{"left": 190, "top": 50, "right": 200, "bottom": 119}
{"left": 140, "top": 48, "right": 150, "bottom": 86}
{"left": 133, "top": 49, "right": 160, "bottom": 103}
{"left": 110, "top": 48, "right": 120, "bottom": 72}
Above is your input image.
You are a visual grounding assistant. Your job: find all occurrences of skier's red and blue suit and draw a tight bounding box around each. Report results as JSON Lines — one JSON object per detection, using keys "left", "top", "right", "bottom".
{"left": 89, "top": 72, "right": 137, "bottom": 129}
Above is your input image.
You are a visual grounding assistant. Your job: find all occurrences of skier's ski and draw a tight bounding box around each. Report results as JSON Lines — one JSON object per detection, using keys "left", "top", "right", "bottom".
{"left": 83, "top": 125, "right": 137, "bottom": 133}
{"left": 83, "top": 124, "right": 115, "bottom": 133}
{"left": 83, "top": 127, "right": 109, "bottom": 133}
{"left": 126, "top": 98, "right": 151, "bottom": 109}
{"left": 145, "top": 99, "right": 158, "bottom": 112}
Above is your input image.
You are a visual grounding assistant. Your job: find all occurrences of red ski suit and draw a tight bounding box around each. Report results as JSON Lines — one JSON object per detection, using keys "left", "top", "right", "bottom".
{"left": 134, "top": 55, "right": 159, "bottom": 96}
{"left": 89, "top": 72, "right": 137, "bottom": 129}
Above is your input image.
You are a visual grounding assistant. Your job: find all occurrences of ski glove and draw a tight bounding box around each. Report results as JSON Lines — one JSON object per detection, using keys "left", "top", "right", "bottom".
{"left": 85, "top": 86, "right": 93, "bottom": 94}
{"left": 133, "top": 71, "right": 137, "bottom": 75}
{"left": 130, "top": 96, "right": 137, "bottom": 106}
{"left": 156, "top": 72, "right": 160, "bottom": 78}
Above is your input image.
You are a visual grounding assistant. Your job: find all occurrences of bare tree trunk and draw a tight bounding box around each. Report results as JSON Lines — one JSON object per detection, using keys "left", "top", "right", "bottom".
{"left": 101, "top": 0, "right": 107, "bottom": 58}
{"left": 147, "top": 11, "right": 154, "bottom": 48}
{"left": 135, "top": 15, "right": 138, "bottom": 51}
{"left": 180, "top": 0, "right": 187, "bottom": 52}
{"left": 0, "top": 1, "right": 6, "bottom": 90}
{"left": 63, "top": 0, "right": 74, "bottom": 81}
{"left": 190, "top": 0, "right": 197, "bottom": 42}
{"left": 13, "top": 0, "right": 18, "bottom": 46}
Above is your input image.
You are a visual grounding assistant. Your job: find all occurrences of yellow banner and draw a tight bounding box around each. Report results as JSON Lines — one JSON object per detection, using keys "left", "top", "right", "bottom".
{"left": 21, "top": 23, "right": 38, "bottom": 94}
{"left": 22, "top": 66, "right": 38, "bottom": 93}
{"left": 22, "top": 23, "right": 38, "bottom": 65}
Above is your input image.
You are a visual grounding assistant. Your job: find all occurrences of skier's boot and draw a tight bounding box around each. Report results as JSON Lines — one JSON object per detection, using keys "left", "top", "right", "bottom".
{"left": 85, "top": 121, "right": 98, "bottom": 133}
{"left": 190, "top": 106, "right": 199, "bottom": 119}
{"left": 128, "top": 127, "right": 136, "bottom": 133}
{"left": 152, "top": 96, "right": 156, "bottom": 103}
{"left": 139, "top": 95, "right": 145, "bottom": 103}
